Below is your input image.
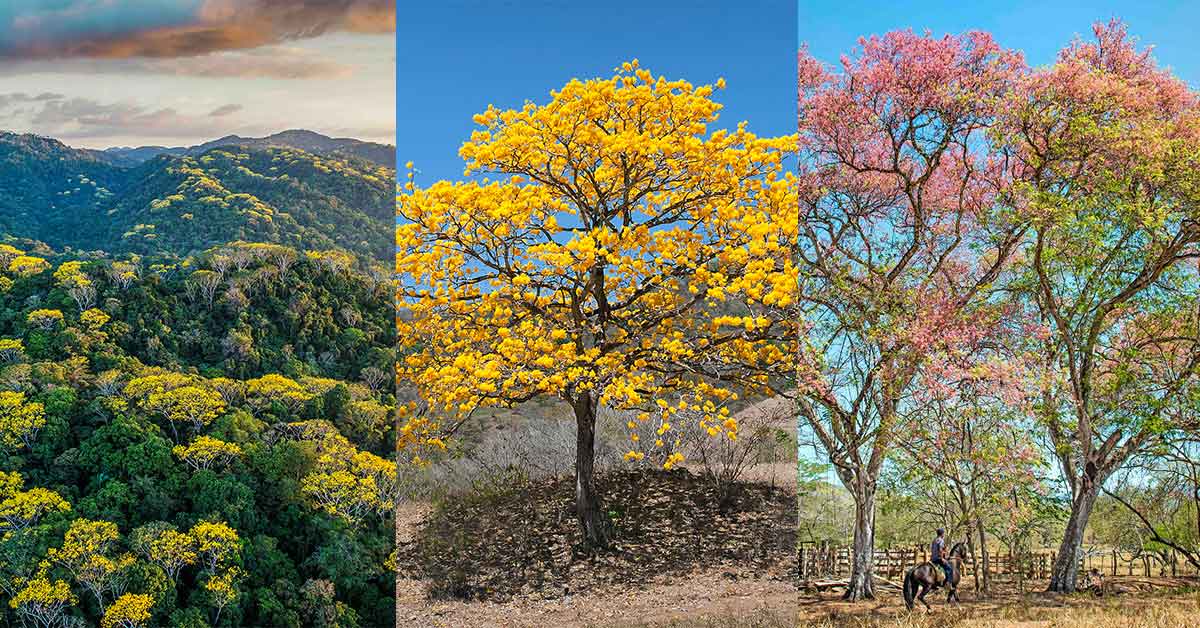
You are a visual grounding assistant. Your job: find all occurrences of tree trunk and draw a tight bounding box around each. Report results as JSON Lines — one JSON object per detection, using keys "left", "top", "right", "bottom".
{"left": 1048, "top": 485, "right": 1100, "bottom": 592}
{"left": 976, "top": 518, "right": 991, "bottom": 595}
{"left": 843, "top": 484, "right": 876, "bottom": 600}
{"left": 572, "top": 394, "right": 610, "bottom": 549}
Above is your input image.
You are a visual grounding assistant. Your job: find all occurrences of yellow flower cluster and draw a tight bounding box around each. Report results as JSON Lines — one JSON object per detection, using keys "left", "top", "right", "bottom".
{"left": 0, "top": 391, "right": 46, "bottom": 452}
{"left": 101, "top": 593, "right": 154, "bottom": 628}
{"left": 172, "top": 435, "right": 244, "bottom": 472}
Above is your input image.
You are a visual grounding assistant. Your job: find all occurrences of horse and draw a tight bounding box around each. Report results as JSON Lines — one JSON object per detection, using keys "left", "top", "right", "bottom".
{"left": 903, "top": 541, "right": 970, "bottom": 611}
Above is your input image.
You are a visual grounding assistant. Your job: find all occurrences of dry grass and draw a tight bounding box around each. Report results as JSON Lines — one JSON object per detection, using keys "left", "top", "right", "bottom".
{"left": 794, "top": 591, "right": 1200, "bottom": 628}
{"left": 604, "top": 586, "right": 1200, "bottom": 628}
{"left": 602, "top": 608, "right": 797, "bottom": 628}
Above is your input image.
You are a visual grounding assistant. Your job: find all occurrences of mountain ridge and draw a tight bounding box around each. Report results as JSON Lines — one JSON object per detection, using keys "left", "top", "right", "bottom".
{"left": 88, "top": 128, "right": 396, "bottom": 168}
{"left": 0, "top": 130, "right": 394, "bottom": 261}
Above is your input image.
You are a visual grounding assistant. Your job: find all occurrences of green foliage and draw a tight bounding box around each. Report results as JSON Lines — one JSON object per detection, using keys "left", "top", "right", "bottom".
{"left": 0, "top": 241, "right": 395, "bottom": 626}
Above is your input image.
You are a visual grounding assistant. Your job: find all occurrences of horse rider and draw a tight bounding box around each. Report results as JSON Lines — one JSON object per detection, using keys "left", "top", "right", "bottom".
{"left": 930, "top": 528, "right": 954, "bottom": 586}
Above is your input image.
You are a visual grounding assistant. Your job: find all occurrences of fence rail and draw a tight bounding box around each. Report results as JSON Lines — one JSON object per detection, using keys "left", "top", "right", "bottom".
{"left": 797, "top": 541, "right": 1199, "bottom": 583}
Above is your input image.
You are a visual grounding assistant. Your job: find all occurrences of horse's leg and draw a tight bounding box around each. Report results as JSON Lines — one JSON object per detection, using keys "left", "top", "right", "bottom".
{"left": 918, "top": 583, "right": 931, "bottom": 612}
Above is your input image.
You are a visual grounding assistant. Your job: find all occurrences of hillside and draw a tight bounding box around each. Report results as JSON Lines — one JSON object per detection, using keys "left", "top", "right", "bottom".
{"left": 0, "top": 132, "right": 394, "bottom": 260}
{"left": 96, "top": 129, "right": 397, "bottom": 169}
{"left": 0, "top": 133, "right": 125, "bottom": 245}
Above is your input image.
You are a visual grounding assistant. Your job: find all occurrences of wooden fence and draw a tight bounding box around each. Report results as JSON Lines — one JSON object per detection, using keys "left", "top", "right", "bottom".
{"left": 797, "top": 541, "right": 1199, "bottom": 583}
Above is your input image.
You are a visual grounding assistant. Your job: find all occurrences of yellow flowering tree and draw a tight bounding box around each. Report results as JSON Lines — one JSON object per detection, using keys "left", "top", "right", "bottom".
{"left": 305, "top": 249, "right": 357, "bottom": 275}
{"left": 106, "top": 260, "right": 140, "bottom": 290}
{"left": 25, "top": 309, "right": 63, "bottom": 331}
{"left": 188, "top": 521, "right": 242, "bottom": 624}
{"left": 301, "top": 440, "right": 397, "bottom": 525}
{"left": 189, "top": 521, "right": 240, "bottom": 574}
{"left": 0, "top": 391, "right": 46, "bottom": 452}
{"left": 80, "top": 308, "right": 111, "bottom": 333}
{"left": 8, "top": 571, "right": 77, "bottom": 628}
{"left": 123, "top": 372, "right": 197, "bottom": 401}
{"left": 0, "top": 244, "right": 24, "bottom": 268}
{"left": 53, "top": 261, "right": 97, "bottom": 311}
{"left": 245, "top": 374, "right": 313, "bottom": 414}
{"left": 47, "top": 518, "right": 134, "bottom": 614}
{"left": 203, "top": 567, "right": 241, "bottom": 626}
{"left": 0, "top": 338, "right": 24, "bottom": 363}
{"left": 286, "top": 420, "right": 397, "bottom": 525}
{"left": 172, "top": 436, "right": 243, "bottom": 472}
{"left": 101, "top": 593, "right": 154, "bottom": 628}
{"left": 7, "top": 255, "right": 49, "bottom": 278}
{"left": 0, "top": 471, "right": 71, "bottom": 531}
{"left": 133, "top": 526, "right": 197, "bottom": 583}
{"left": 145, "top": 385, "right": 226, "bottom": 442}
{"left": 397, "top": 61, "right": 797, "bottom": 546}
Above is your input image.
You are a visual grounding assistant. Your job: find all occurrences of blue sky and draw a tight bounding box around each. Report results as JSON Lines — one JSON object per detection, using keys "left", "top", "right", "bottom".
{"left": 797, "top": 1, "right": 1200, "bottom": 87}
{"left": 398, "top": 0, "right": 796, "bottom": 184}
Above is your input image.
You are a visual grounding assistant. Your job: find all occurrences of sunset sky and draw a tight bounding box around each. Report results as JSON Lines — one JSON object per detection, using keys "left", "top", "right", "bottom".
{"left": 0, "top": 0, "right": 395, "bottom": 148}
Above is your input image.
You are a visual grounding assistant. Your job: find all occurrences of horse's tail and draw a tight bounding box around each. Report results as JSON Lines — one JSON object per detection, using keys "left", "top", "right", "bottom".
{"left": 903, "top": 569, "right": 917, "bottom": 611}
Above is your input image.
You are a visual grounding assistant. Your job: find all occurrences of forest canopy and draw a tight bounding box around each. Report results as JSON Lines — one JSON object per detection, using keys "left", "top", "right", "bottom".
{"left": 0, "top": 236, "right": 397, "bottom": 627}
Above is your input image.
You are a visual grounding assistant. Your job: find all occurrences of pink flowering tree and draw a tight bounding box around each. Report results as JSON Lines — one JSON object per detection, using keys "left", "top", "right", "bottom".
{"left": 893, "top": 339, "right": 1049, "bottom": 595}
{"left": 997, "top": 20, "right": 1200, "bottom": 593}
{"left": 795, "top": 31, "right": 1028, "bottom": 600}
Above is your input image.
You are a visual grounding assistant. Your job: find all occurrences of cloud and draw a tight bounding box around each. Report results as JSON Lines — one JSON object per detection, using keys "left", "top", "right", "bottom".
{"left": 208, "top": 103, "right": 242, "bottom": 117}
{"left": 0, "top": 45, "right": 355, "bottom": 80}
{"left": 31, "top": 98, "right": 197, "bottom": 138}
{"left": 0, "top": 0, "right": 395, "bottom": 61}
{"left": 0, "top": 93, "right": 263, "bottom": 143}
{"left": 0, "top": 91, "right": 64, "bottom": 108}
{"left": 142, "top": 46, "right": 356, "bottom": 79}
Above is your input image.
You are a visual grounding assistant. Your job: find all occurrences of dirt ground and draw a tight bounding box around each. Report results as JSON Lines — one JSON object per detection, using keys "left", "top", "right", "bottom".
{"left": 397, "top": 569, "right": 796, "bottom": 628}
{"left": 396, "top": 565, "right": 1200, "bottom": 628}
{"left": 792, "top": 576, "right": 1200, "bottom": 627}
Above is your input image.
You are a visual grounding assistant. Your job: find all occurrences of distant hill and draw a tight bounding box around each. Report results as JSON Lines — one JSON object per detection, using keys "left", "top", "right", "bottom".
{"left": 0, "top": 131, "right": 394, "bottom": 260}
{"left": 0, "top": 132, "right": 128, "bottom": 245}
{"left": 95, "top": 129, "right": 396, "bottom": 168}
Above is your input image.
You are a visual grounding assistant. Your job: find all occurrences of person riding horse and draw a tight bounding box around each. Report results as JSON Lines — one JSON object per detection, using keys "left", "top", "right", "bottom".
{"left": 903, "top": 534, "right": 969, "bottom": 611}
{"left": 930, "top": 529, "right": 954, "bottom": 585}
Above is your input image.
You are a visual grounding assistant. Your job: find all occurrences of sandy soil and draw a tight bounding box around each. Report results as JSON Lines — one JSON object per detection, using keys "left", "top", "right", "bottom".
{"left": 397, "top": 569, "right": 796, "bottom": 628}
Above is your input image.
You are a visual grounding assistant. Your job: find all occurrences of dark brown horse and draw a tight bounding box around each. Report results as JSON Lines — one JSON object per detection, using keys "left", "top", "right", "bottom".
{"left": 903, "top": 541, "right": 969, "bottom": 611}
